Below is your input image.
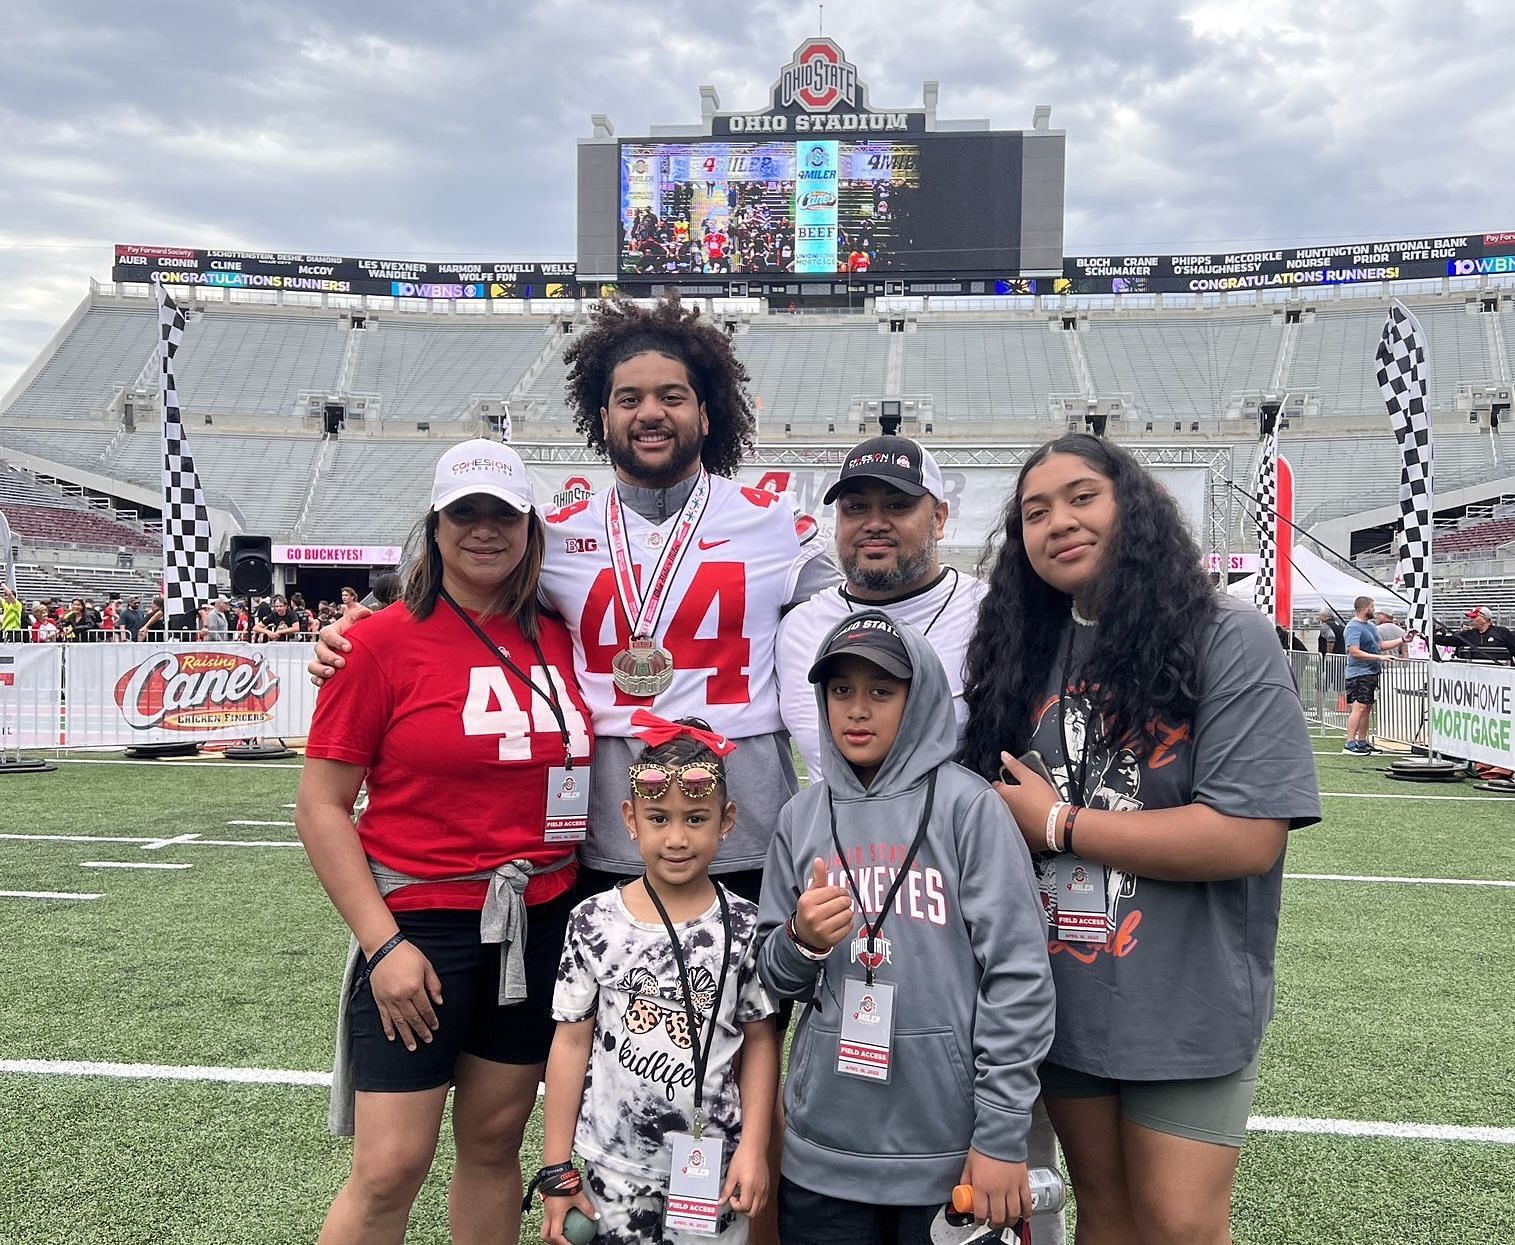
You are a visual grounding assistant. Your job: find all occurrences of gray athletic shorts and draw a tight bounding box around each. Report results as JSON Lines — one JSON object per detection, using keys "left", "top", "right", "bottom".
{"left": 1038, "top": 1052, "right": 1261, "bottom": 1148}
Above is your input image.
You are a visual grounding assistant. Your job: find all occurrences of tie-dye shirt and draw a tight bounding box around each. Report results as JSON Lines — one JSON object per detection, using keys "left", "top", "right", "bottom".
{"left": 553, "top": 883, "right": 775, "bottom": 1180}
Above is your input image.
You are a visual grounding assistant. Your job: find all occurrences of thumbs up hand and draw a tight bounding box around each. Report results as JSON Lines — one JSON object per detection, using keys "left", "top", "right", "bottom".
{"left": 793, "top": 856, "right": 854, "bottom": 951}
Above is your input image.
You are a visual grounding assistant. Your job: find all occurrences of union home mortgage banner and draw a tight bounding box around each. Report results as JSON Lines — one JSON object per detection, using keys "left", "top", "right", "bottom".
{"left": 63, "top": 643, "right": 318, "bottom": 747}
{"left": 1428, "top": 664, "right": 1515, "bottom": 768}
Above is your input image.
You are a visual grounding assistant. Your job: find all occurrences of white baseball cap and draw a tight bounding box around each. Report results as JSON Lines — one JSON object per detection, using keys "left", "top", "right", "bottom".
{"left": 431, "top": 440, "right": 534, "bottom": 514}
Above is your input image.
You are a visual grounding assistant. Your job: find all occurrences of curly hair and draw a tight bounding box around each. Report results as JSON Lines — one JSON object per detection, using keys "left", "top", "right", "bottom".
{"left": 959, "top": 434, "right": 1217, "bottom": 778}
{"left": 562, "top": 298, "right": 756, "bottom": 478}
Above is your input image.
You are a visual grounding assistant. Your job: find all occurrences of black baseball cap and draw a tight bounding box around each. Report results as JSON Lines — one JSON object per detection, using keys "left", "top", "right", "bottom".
{"left": 808, "top": 611, "right": 913, "bottom": 682}
{"left": 822, "top": 435, "right": 945, "bottom": 504}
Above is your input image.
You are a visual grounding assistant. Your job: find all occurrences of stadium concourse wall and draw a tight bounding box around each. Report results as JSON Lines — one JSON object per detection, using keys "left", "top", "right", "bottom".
{"left": 0, "top": 641, "right": 316, "bottom": 752}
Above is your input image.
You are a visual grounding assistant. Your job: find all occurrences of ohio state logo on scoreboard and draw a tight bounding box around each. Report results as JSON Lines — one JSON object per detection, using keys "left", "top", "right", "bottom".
{"left": 776, "top": 39, "right": 860, "bottom": 112}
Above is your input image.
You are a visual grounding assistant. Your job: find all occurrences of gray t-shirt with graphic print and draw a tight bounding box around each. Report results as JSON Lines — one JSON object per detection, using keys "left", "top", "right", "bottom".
{"left": 1027, "top": 594, "right": 1321, "bottom": 1080}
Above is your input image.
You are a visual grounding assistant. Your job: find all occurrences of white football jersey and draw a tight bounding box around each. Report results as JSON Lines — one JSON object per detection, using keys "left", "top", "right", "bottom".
{"left": 540, "top": 475, "right": 808, "bottom": 739}
{"left": 776, "top": 568, "right": 989, "bottom": 779}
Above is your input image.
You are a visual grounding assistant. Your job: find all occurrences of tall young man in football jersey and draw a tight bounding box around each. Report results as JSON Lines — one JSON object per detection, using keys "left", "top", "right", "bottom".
{"left": 314, "top": 298, "right": 836, "bottom": 904}
{"left": 773, "top": 434, "right": 1066, "bottom": 1245}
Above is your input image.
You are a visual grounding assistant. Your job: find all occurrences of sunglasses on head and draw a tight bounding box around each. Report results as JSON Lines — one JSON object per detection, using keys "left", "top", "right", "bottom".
{"left": 628, "top": 761, "right": 723, "bottom": 801}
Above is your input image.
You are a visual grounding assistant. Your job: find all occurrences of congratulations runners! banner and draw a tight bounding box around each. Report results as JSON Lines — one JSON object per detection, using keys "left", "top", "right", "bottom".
{"left": 63, "top": 643, "right": 318, "bottom": 747}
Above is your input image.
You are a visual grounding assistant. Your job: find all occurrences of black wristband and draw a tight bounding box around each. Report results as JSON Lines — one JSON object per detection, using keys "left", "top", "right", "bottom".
{"left": 522, "top": 1161, "right": 582, "bottom": 1212}
{"left": 359, "top": 932, "right": 406, "bottom": 987}
{"left": 1063, "top": 805, "right": 1081, "bottom": 856}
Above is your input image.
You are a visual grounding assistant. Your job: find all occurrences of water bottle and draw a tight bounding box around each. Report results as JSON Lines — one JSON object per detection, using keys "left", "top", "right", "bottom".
{"left": 927, "top": 1169, "right": 1066, "bottom": 1245}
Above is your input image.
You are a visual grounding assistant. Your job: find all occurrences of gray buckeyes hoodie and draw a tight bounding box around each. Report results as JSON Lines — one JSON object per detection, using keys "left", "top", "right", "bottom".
{"left": 757, "top": 614, "right": 1055, "bottom": 1205}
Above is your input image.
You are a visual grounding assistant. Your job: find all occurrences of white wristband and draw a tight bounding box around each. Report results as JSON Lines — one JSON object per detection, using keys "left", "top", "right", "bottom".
{"left": 1045, "top": 802, "right": 1068, "bottom": 853}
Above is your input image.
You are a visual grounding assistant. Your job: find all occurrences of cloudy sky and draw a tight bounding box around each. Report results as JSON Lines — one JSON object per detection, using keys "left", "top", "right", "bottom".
{"left": 2, "top": 0, "right": 1511, "bottom": 393}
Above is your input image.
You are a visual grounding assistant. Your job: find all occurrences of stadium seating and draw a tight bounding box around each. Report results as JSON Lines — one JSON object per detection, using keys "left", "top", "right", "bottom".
{"left": 174, "top": 310, "right": 346, "bottom": 416}
{"left": 1287, "top": 301, "right": 1494, "bottom": 414}
{"left": 1082, "top": 314, "right": 1279, "bottom": 418}
{"left": 96, "top": 432, "right": 323, "bottom": 533}
{"left": 0, "top": 502, "right": 155, "bottom": 552}
{"left": 0, "top": 303, "right": 156, "bottom": 421}
{"left": 349, "top": 321, "right": 552, "bottom": 420}
{"left": 902, "top": 320, "right": 1079, "bottom": 419}
{"left": 736, "top": 322, "right": 891, "bottom": 425}
{"left": 1437, "top": 517, "right": 1515, "bottom": 554}
{"left": 299, "top": 439, "right": 443, "bottom": 543}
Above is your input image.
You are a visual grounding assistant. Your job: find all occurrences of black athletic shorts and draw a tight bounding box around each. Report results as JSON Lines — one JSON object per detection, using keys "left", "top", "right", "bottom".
{"left": 349, "top": 891, "right": 572, "bottom": 1093}
{"left": 1345, "top": 674, "right": 1379, "bottom": 706}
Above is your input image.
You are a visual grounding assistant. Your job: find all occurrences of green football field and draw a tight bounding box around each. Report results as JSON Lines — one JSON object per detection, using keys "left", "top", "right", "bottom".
{"left": 1, "top": 744, "right": 1511, "bottom": 1244}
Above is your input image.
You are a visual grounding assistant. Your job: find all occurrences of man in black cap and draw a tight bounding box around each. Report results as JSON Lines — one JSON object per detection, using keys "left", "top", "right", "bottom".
{"left": 777, "top": 434, "right": 983, "bottom": 778}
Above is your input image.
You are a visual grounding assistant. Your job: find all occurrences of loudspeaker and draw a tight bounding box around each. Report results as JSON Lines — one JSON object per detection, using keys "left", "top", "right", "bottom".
{"left": 229, "top": 536, "right": 274, "bottom": 596}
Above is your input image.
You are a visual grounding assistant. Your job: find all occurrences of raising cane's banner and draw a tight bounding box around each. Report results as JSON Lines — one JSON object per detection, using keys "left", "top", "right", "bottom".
{"left": 64, "top": 644, "right": 317, "bottom": 746}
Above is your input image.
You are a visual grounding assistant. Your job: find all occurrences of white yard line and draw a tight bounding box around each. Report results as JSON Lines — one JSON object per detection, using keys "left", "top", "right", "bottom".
{"left": 0, "top": 832, "right": 299, "bottom": 850}
{"left": 6, "top": 1061, "right": 1510, "bottom": 1143}
{"left": 79, "top": 862, "right": 192, "bottom": 871}
{"left": 0, "top": 1059, "right": 328, "bottom": 1087}
{"left": 1286, "top": 873, "right": 1515, "bottom": 888}
{"left": 1320, "top": 791, "right": 1515, "bottom": 802}
{"left": 0, "top": 891, "right": 102, "bottom": 901}
{"left": 1250, "top": 1115, "right": 1515, "bottom": 1145}
{"left": 227, "top": 820, "right": 295, "bottom": 828}
{"left": 50, "top": 757, "right": 301, "bottom": 770}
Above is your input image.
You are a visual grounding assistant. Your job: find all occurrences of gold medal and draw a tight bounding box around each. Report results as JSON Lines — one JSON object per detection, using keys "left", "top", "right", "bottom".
{"left": 611, "top": 636, "right": 676, "bottom": 697}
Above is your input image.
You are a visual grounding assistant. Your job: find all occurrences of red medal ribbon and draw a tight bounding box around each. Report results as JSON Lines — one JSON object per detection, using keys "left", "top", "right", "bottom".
{"left": 604, "top": 471, "right": 712, "bottom": 641}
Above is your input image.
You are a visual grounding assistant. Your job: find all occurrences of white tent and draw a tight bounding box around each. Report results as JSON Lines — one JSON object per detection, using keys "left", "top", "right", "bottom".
{"left": 1227, "top": 545, "right": 1411, "bottom": 616}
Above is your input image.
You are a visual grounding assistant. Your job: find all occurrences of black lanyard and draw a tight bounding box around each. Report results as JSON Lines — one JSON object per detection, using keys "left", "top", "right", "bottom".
{"left": 440, "top": 589, "right": 576, "bottom": 768}
{"left": 826, "top": 769, "right": 937, "bottom": 986}
{"left": 1056, "top": 630, "right": 1098, "bottom": 807}
{"left": 642, "top": 879, "right": 732, "bottom": 1140}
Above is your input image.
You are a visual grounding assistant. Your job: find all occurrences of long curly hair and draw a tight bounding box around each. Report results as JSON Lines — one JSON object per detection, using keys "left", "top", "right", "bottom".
{"left": 562, "top": 298, "right": 755, "bottom": 477}
{"left": 959, "top": 434, "right": 1217, "bottom": 777}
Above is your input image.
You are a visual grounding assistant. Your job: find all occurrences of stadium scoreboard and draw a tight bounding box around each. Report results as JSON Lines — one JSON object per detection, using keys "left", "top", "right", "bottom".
{"left": 576, "top": 38, "right": 1068, "bottom": 298}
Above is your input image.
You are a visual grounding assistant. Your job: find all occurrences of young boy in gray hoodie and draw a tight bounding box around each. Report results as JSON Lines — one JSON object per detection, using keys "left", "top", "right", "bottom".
{"left": 757, "top": 610, "right": 1055, "bottom": 1244}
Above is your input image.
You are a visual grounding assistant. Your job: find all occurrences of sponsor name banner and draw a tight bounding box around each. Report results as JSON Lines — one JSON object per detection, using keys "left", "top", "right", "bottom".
{"left": 0, "top": 645, "right": 63, "bottom": 749}
{"left": 272, "top": 544, "right": 402, "bottom": 565}
{"left": 536, "top": 464, "right": 1210, "bottom": 552}
{"left": 1060, "top": 233, "right": 1513, "bottom": 295}
{"left": 1428, "top": 663, "right": 1515, "bottom": 768}
{"left": 63, "top": 644, "right": 317, "bottom": 747}
{"left": 113, "top": 246, "right": 580, "bottom": 300}
{"left": 794, "top": 141, "right": 840, "bottom": 274}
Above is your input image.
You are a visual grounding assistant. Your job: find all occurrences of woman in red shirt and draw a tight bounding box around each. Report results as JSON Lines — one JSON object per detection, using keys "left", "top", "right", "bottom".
{"left": 298, "top": 439, "right": 594, "bottom": 1245}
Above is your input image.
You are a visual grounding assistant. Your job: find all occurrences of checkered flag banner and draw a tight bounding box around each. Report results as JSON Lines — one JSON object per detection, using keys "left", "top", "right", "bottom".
{"left": 155, "top": 281, "right": 216, "bottom": 628}
{"left": 1251, "top": 415, "right": 1279, "bottom": 618}
{"left": 1376, "top": 300, "right": 1434, "bottom": 638}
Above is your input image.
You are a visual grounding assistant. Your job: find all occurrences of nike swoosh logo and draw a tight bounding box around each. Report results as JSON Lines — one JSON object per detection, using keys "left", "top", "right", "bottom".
{"left": 698, "top": 539, "right": 730, "bottom": 550}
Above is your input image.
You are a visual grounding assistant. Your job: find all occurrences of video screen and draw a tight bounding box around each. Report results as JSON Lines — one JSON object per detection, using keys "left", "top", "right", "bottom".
{"left": 618, "top": 137, "right": 1022, "bottom": 277}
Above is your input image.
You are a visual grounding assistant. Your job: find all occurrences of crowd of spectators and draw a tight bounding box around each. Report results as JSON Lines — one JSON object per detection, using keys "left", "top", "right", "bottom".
{"left": 0, "top": 575, "right": 401, "bottom": 643}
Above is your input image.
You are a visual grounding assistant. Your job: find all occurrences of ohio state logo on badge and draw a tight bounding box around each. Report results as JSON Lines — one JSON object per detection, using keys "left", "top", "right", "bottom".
{"left": 849, "top": 924, "right": 892, "bottom": 972}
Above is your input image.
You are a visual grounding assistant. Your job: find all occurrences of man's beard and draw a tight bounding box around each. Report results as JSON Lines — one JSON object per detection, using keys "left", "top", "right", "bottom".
{"left": 841, "top": 533, "right": 937, "bottom": 596}
{"left": 606, "top": 426, "right": 704, "bottom": 489}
